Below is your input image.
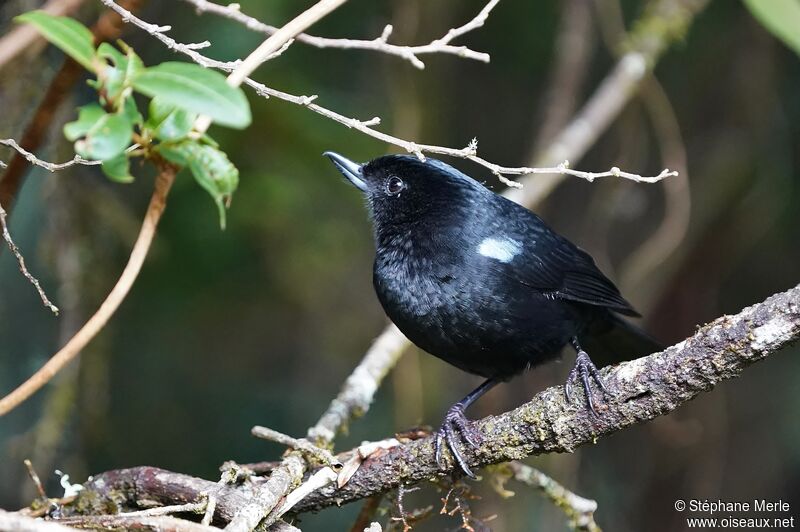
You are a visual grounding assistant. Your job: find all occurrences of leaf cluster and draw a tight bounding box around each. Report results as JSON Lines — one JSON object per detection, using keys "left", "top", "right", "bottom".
{"left": 16, "top": 11, "right": 253, "bottom": 228}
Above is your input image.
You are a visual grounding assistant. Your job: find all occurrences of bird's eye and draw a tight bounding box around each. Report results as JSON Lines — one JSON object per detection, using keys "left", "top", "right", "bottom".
{"left": 386, "top": 176, "right": 404, "bottom": 195}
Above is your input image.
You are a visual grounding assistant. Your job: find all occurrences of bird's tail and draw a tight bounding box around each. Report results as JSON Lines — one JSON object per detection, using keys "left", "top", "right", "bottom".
{"left": 582, "top": 314, "right": 664, "bottom": 367}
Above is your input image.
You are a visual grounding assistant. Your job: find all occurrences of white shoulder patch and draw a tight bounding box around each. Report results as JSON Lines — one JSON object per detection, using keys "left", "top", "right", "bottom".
{"left": 477, "top": 236, "right": 522, "bottom": 263}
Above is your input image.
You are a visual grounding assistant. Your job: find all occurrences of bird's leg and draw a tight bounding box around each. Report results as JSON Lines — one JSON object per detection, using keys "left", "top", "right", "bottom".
{"left": 565, "top": 337, "right": 609, "bottom": 416}
{"left": 434, "top": 377, "right": 499, "bottom": 479}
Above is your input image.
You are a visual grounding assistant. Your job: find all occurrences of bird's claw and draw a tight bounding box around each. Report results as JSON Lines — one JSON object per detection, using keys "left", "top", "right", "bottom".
{"left": 434, "top": 403, "right": 481, "bottom": 478}
{"left": 565, "top": 350, "right": 609, "bottom": 416}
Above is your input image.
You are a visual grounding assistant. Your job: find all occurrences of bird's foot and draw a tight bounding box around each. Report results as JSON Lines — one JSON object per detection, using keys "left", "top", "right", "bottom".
{"left": 434, "top": 403, "right": 482, "bottom": 478}
{"left": 565, "top": 350, "right": 609, "bottom": 416}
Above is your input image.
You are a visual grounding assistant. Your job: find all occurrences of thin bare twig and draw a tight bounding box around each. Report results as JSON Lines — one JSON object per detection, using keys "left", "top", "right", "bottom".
{"left": 117, "top": 502, "right": 207, "bottom": 517}
{"left": 1, "top": 139, "right": 100, "bottom": 173}
{"left": 267, "top": 467, "right": 339, "bottom": 526}
{"left": 1, "top": 200, "right": 60, "bottom": 314}
{"left": 182, "top": 0, "right": 498, "bottom": 70}
{"left": 223, "top": 454, "right": 304, "bottom": 532}
{"left": 201, "top": 495, "right": 217, "bottom": 527}
{"left": 24, "top": 459, "right": 48, "bottom": 499}
{"left": 0, "top": 162, "right": 177, "bottom": 416}
{"left": 505, "top": 462, "right": 600, "bottom": 532}
{"left": 234, "top": 84, "right": 676, "bottom": 188}
{"left": 223, "top": 0, "right": 348, "bottom": 89}
{"left": 251, "top": 426, "right": 342, "bottom": 470}
{"left": 95, "top": 0, "right": 238, "bottom": 69}
{"left": 196, "top": 0, "right": 350, "bottom": 133}
{"left": 56, "top": 514, "right": 220, "bottom": 532}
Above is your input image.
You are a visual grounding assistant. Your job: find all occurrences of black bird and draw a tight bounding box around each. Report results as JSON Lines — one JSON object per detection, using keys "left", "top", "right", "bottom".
{"left": 325, "top": 152, "right": 660, "bottom": 477}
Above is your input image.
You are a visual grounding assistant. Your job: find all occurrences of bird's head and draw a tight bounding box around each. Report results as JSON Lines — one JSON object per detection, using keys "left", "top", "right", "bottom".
{"left": 324, "top": 152, "right": 489, "bottom": 233}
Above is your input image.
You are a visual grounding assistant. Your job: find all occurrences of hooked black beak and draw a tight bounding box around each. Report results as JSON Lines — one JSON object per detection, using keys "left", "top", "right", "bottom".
{"left": 323, "top": 151, "right": 368, "bottom": 192}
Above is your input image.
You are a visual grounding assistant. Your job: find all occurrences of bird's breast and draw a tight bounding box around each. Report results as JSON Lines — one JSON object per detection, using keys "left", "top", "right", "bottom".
{"left": 373, "top": 250, "right": 455, "bottom": 319}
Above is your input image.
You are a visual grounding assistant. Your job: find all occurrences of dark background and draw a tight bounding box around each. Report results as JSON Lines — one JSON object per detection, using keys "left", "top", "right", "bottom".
{"left": 1, "top": 0, "right": 799, "bottom": 530}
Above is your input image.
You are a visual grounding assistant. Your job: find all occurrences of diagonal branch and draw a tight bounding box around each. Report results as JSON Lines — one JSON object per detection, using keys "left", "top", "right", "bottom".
{"left": 0, "top": 162, "right": 177, "bottom": 416}
{"left": 68, "top": 283, "right": 800, "bottom": 519}
{"left": 292, "top": 283, "right": 800, "bottom": 511}
{"left": 1, "top": 200, "right": 59, "bottom": 314}
{"left": 506, "top": 462, "right": 600, "bottom": 532}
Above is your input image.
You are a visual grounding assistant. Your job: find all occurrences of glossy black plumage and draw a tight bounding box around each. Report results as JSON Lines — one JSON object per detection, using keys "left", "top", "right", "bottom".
{"left": 325, "top": 152, "right": 660, "bottom": 477}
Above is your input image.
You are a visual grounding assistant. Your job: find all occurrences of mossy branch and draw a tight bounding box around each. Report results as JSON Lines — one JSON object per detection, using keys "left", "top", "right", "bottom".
{"left": 63, "top": 283, "right": 799, "bottom": 519}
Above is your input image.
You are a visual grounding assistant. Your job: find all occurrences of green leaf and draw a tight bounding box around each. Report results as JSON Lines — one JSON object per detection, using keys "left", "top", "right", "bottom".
{"left": 96, "top": 43, "right": 145, "bottom": 105}
{"left": 74, "top": 113, "right": 133, "bottom": 160}
{"left": 132, "top": 62, "right": 251, "bottom": 129}
{"left": 743, "top": 0, "right": 800, "bottom": 57}
{"left": 103, "top": 65, "right": 127, "bottom": 102}
{"left": 157, "top": 141, "right": 239, "bottom": 228}
{"left": 15, "top": 11, "right": 96, "bottom": 71}
{"left": 64, "top": 103, "right": 105, "bottom": 141}
{"left": 199, "top": 134, "right": 219, "bottom": 148}
{"left": 122, "top": 95, "right": 143, "bottom": 127}
{"left": 146, "top": 98, "right": 196, "bottom": 141}
{"left": 146, "top": 97, "right": 175, "bottom": 127}
{"left": 156, "top": 142, "right": 192, "bottom": 167}
{"left": 156, "top": 108, "right": 196, "bottom": 141}
{"left": 101, "top": 153, "right": 134, "bottom": 183}
{"left": 97, "top": 42, "right": 144, "bottom": 79}
{"left": 97, "top": 42, "right": 127, "bottom": 68}
{"left": 123, "top": 44, "right": 145, "bottom": 80}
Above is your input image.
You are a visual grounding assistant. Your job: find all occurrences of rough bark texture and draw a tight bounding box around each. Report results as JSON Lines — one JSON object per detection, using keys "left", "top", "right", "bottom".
{"left": 76, "top": 468, "right": 248, "bottom": 523}
{"left": 0, "top": 509, "right": 80, "bottom": 532}
{"left": 72, "top": 284, "right": 799, "bottom": 518}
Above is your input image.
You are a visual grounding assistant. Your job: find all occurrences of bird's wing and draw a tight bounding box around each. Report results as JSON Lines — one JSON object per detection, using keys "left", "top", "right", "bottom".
{"left": 490, "top": 223, "right": 639, "bottom": 317}
{"left": 554, "top": 255, "right": 639, "bottom": 316}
